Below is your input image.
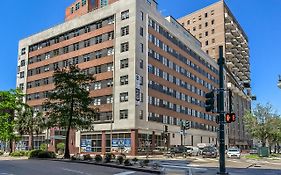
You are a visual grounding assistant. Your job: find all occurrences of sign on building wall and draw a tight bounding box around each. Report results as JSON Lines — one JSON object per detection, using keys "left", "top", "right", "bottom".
{"left": 81, "top": 139, "right": 92, "bottom": 152}
{"left": 136, "top": 74, "right": 141, "bottom": 106}
{"left": 111, "top": 139, "right": 131, "bottom": 153}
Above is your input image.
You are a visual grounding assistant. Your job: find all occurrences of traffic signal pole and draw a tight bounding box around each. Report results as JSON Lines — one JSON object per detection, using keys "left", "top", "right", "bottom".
{"left": 218, "top": 46, "right": 227, "bottom": 175}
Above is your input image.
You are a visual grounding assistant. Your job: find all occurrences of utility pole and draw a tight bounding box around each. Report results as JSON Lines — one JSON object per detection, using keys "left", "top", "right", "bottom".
{"left": 218, "top": 46, "right": 227, "bottom": 175}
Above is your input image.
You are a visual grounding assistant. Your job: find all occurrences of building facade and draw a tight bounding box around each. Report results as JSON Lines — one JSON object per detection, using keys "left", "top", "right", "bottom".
{"left": 178, "top": 0, "right": 252, "bottom": 149}
{"left": 17, "top": 0, "right": 220, "bottom": 155}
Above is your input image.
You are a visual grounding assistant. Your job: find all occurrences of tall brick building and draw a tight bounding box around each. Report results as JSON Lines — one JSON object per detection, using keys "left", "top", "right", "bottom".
{"left": 17, "top": 0, "right": 221, "bottom": 155}
{"left": 178, "top": 0, "right": 252, "bottom": 148}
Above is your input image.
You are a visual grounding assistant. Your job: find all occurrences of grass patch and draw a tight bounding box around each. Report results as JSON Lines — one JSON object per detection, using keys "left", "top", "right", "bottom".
{"left": 244, "top": 154, "right": 261, "bottom": 160}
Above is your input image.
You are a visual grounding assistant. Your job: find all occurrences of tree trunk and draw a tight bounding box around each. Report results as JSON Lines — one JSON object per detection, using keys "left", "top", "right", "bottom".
{"left": 9, "top": 139, "right": 13, "bottom": 153}
{"left": 64, "top": 90, "right": 74, "bottom": 159}
{"left": 29, "top": 133, "right": 34, "bottom": 150}
{"left": 277, "top": 143, "right": 280, "bottom": 154}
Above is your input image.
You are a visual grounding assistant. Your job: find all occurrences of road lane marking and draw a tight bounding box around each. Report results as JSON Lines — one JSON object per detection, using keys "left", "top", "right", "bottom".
{"left": 0, "top": 173, "right": 15, "bottom": 175}
{"left": 113, "top": 172, "right": 135, "bottom": 175}
{"left": 62, "top": 168, "right": 91, "bottom": 175}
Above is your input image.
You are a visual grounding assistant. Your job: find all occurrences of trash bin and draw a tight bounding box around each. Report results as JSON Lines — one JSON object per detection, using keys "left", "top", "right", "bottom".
{"left": 258, "top": 147, "right": 269, "bottom": 157}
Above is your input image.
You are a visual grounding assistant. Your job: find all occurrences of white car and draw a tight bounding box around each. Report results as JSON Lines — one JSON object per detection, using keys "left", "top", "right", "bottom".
{"left": 227, "top": 148, "right": 241, "bottom": 159}
{"left": 185, "top": 146, "right": 200, "bottom": 156}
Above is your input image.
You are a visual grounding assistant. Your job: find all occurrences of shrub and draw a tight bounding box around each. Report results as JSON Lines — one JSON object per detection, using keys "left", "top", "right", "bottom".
{"left": 116, "top": 155, "right": 124, "bottom": 164}
{"left": 124, "top": 159, "right": 132, "bottom": 166}
{"left": 0, "top": 151, "right": 4, "bottom": 156}
{"left": 37, "top": 151, "right": 56, "bottom": 159}
{"left": 57, "top": 143, "right": 65, "bottom": 151}
{"left": 143, "top": 159, "right": 150, "bottom": 165}
{"left": 40, "top": 143, "right": 48, "bottom": 151}
{"left": 24, "top": 151, "right": 30, "bottom": 157}
{"left": 132, "top": 157, "right": 138, "bottom": 164}
{"left": 83, "top": 154, "right": 92, "bottom": 161}
{"left": 10, "top": 151, "right": 28, "bottom": 157}
{"left": 104, "top": 153, "right": 115, "bottom": 163}
{"left": 94, "top": 154, "right": 102, "bottom": 162}
{"left": 29, "top": 150, "right": 43, "bottom": 158}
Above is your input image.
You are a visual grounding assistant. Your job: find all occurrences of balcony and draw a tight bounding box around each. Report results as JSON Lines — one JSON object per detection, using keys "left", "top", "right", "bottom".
{"left": 232, "top": 28, "right": 240, "bottom": 37}
{"left": 232, "top": 56, "right": 239, "bottom": 64}
{"left": 231, "top": 48, "right": 238, "bottom": 54}
{"left": 237, "top": 45, "right": 243, "bottom": 52}
{"left": 232, "top": 67, "right": 239, "bottom": 72}
{"left": 226, "top": 41, "right": 233, "bottom": 49}
{"left": 237, "top": 62, "right": 243, "bottom": 69}
{"left": 236, "top": 54, "right": 243, "bottom": 60}
{"left": 232, "top": 39, "right": 238, "bottom": 45}
{"left": 237, "top": 36, "right": 243, "bottom": 42}
{"left": 226, "top": 61, "right": 235, "bottom": 68}
{"left": 226, "top": 51, "right": 234, "bottom": 58}
{"left": 242, "top": 50, "right": 247, "bottom": 56}
{"left": 241, "top": 42, "right": 247, "bottom": 47}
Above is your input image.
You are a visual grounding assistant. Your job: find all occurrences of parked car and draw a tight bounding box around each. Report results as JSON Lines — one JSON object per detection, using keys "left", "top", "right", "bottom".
{"left": 227, "top": 148, "right": 241, "bottom": 159}
{"left": 249, "top": 148, "right": 258, "bottom": 154}
{"left": 185, "top": 146, "right": 200, "bottom": 156}
{"left": 165, "top": 146, "right": 188, "bottom": 158}
{"left": 202, "top": 146, "right": 218, "bottom": 158}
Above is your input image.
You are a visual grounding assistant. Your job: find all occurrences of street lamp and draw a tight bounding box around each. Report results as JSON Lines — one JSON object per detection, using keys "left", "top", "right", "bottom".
{"left": 277, "top": 75, "right": 281, "bottom": 89}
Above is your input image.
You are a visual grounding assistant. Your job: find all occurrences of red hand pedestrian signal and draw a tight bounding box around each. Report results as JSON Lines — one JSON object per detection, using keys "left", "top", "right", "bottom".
{"left": 226, "top": 113, "right": 236, "bottom": 123}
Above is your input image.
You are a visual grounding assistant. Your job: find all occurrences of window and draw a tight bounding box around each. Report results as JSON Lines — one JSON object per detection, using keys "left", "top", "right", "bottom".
{"left": 107, "top": 63, "right": 113, "bottom": 72}
{"left": 93, "top": 98, "right": 101, "bottom": 106}
{"left": 205, "top": 40, "right": 209, "bottom": 46}
{"left": 35, "top": 68, "right": 41, "bottom": 74}
{"left": 121, "top": 26, "right": 129, "bottom": 36}
{"left": 53, "top": 49, "right": 59, "bottom": 56}
{"left": 107, "top": 48, "right": 114, "bottom": 55}
{"left": 71, "top": 7, "right": 74, "bottom": 14}
{"left": 43, "top": 78, "right": 49, "bottom": 85}
{"left": 139, "top": 110, "right": 144, "bottom": 120}
{"left": 121, "top": 10, "right": 129, "bottom": 20}
{"left": 120, "top": 58, "right": 129, "bottom": 69}
{"left": 121, "top": 42, "right": 129, "bottom": 52}
{"left": 73, "top": 43, "right": 79, "bottom": 51}
{"left": 84, "top": 26, "right": 90, "bottom": 33}
{"left": 141, "top": 11, "right": 144, "bottom": 21}
{"left": 205, "top": 31, "right": 208, "bottom": 36}
{"left": 82, "top": 0, "right": 87, "bottom": 6}
{"left": 63, "top": 46, "right": 69, "bottom": 54}
{"left": 212, "top": 29, "right": 215, "bottom": 34}
{"left": 108, "top": 31, "right": 114, "bottom": 40}
{"left": 21, "top": 48, "right": 26, "bottom": 55}
{"left": 84, "top": 39, "right": 90, "bottom": 47}
{"left": 120, "top": 92, "right": 128, "bottom": 102}
{"left": 205, "top": 12, "right": 208, "bottom": 18}
{"left": 35, "top": 80, "right": 40, "bottom": 87}
{"left": 106, "top": 96, "right": 113, "bottom": 104}
{"left": 140, "top": 27, "right": 144, "bottom": 36}
{"left": 199, "top": 15, "right": 202, "bottom": 21}
{"left": 211, "top": 10, "right": 215, "bottom": 15}
{"left": 20, "top": 60, "right": 25, "bottom": 67}
{"left": 140, "top": 59, "right": 144, "bottom": 69}
{"left": 107, "top": 80, "right": 113, "bottom": 87}
{"left": 94, "top": 82, "right": 101, "bottom": 90}
{"left": 95, "top": 35, "right": 102, "bottom": 44}
{"left": 211, "top": 20, "right": 215, "bottom": 25}
{"left": 120, "top": 75, "right": 128, "bottom": 85}
{"left": 120, "top": 109, "right": 128, "bottom": 119}
{"left": 75, "top": 2, "right": 80, "bottom": 10}
{"left": 83, "top": 54, "right": 90, "bottom": 62}
{"left": 95, "top": 50, "right": 102, "bottom": 59}
{"left": 140, "top": 43, "right": 144, "bottom": 53}
{"left": 199, "top": 33, "right": 202, "bottom": 38}
{"left": 44, "top": 65, "right": 50, "bottom": 72}
{"left": 193, "top": 27, "right": 196, "bottom": 31}
{"left": 73, "top": 30, "right": 80, "bottom": 37}
{"left": 27, "top": 82, "right": 32, "bottom": 89}
{"left": 54, "top": 37, "right": 59, "bottom": 44}
{"left": 53, "top": 62, "right": 59, "bottom": 70}
{"left": 212, "top": 38, "right": 215, "bottom": 44}
{"left": 187, "top": 20, "right": 190, "bottom": 25}
{"left": 100, "top": 0, "right": 108, "bottom": 7}
{"left": 205, "top": 22, "right": 208, "bottom": 27}
{"left": 19, "top": 83, "right": 24, "bottom": 90}
{"left": 199, "top": 24, "right": 202, "bottom": 29}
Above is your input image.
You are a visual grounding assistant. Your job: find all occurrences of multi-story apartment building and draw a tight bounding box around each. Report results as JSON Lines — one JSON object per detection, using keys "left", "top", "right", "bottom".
{"left": 17, "top": 0, "right": 220, "bottom": 155}
{"left": 178, "top": 0, "right": 252, "bottom": 149}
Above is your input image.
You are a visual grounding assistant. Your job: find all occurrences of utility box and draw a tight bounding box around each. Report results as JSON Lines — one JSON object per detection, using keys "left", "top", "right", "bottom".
{"left": 258, "top": 147, "right": 269, "bottom": 157}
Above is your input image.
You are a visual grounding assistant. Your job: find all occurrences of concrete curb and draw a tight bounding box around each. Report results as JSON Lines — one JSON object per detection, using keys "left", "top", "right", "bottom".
{"left": 33, "top": 158, "right": 161, "bottom": 174}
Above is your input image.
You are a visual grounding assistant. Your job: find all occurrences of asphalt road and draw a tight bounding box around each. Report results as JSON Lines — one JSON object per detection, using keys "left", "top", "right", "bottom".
{"left": 0, "top": 159, "right": 152, "bottom": 175}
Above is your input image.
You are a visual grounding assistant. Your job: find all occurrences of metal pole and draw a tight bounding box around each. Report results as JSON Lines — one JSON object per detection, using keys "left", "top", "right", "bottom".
{"left": 218, "top": 46, "right": 227, "bottom": 175}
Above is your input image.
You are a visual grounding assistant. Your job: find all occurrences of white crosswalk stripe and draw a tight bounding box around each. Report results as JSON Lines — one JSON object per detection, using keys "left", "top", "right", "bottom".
{"left": 113, "top": 171, "right": 135, "bottom": 175}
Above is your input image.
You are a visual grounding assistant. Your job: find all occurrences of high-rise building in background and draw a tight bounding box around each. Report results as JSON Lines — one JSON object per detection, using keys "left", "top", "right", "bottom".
{"left": 178, "top": 0, "right": 252, "bottom": 149}
{"left": 16, "top": 0, "right": 222, "bottom": 155}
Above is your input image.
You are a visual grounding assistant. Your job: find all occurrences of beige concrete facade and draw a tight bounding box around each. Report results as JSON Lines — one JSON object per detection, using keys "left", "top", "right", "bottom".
{"left": 17, "top": 0, "right": 221, "bottom": 155}
{"left": 178, "top": 0, "right": 252, "bottom": 148}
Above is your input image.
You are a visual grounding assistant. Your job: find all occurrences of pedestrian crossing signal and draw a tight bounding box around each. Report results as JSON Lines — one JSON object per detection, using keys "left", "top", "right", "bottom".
{"left": 225, "top": 113, "right": 236, "bottom": 123}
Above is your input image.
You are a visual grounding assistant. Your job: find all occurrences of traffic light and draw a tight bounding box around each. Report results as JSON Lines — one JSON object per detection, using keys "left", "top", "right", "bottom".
{"left": 205, "top": 91, "right": 215, "bottom": 112}
{"left": 185, "top": 121, "right": 190, "bottom": 130}
{"left": 225, "top": 113, "right": 236, "bottom": 123}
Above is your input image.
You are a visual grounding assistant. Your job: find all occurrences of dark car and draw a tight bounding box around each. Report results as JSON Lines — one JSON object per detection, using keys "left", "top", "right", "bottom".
{"left": 165, "top": 146, "right": 189, "bottom": 158}
{"left": 202, "top": 146, "right": 218, "bottom": 158}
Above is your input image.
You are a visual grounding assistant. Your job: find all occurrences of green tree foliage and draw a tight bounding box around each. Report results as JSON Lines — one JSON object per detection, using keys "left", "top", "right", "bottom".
{"left": 244, "top": 103, "right": 281, "bottom": 150}
{"left": 0, "top": 89, "right": 24, "bottom": 152}
{"left": 15, "top": 105, "right": 46, "bottom": 150}
{"left": 45, "top": 65, "right": 98, "bottom": 159}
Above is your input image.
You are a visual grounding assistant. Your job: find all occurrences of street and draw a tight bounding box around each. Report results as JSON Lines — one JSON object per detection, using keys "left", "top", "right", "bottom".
{"left": 0, "top": 159, "right": 151, "bottom": 175}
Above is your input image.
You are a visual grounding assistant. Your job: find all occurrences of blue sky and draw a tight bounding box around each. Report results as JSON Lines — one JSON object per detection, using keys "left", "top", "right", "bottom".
{"left": 0, "top": 0, "right": 280, "bottom": 112}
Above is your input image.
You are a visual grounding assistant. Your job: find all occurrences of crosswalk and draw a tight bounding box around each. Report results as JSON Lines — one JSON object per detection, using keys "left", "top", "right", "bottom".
{"left": 113, "top": 171, "right": 136, "bottom": 175}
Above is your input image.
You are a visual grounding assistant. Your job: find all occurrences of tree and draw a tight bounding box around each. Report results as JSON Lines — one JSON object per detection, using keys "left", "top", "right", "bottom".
{"left": 16, "top": 105, "right": 46, "bottom": 150}
{"left": 244, "top": 103, "right": 280, "bottom": 148}
{"left": 45, "top": 65, "right": 98, "bottom": 159}
{"left": 0, "top": 89, "right": 24, "bottom": 153}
